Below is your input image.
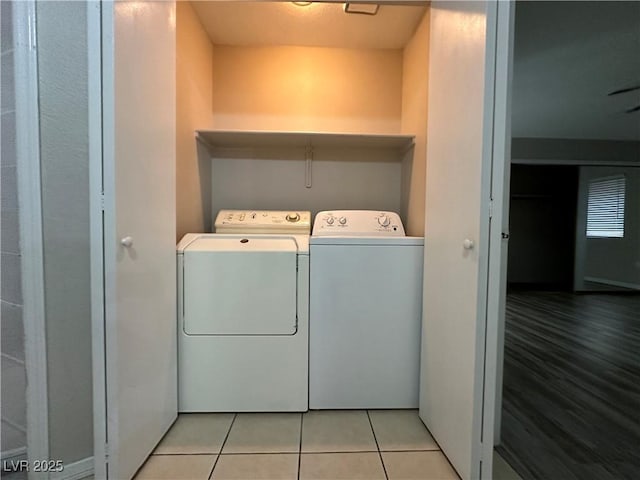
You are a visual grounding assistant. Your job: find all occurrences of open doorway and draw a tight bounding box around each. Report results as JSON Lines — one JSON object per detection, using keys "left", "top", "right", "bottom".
{"left": 496, "top": 2, "right": 640, "bottom": 479}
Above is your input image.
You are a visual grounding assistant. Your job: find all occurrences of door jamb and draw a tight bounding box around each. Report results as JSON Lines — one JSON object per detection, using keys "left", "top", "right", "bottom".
{"left": 480, "top": 0, "right": 515, "bottom": 477}
{"left": 87, "top": 1, "right": 107, "bottom": 478}
{"left": 13, "top": 2, "right": 50, "bottom": 477}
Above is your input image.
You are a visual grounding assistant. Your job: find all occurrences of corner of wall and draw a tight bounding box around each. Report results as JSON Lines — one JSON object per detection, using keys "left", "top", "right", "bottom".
{"left": 400, "top": 9, "right": 430, "bottom": 237}
{"left": 176, "top": 1, "right": 215, "bottom": 240}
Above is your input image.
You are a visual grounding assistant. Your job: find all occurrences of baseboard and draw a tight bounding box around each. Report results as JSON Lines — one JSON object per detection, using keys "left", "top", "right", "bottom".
{"left": 1, "top": 447, "right": 27, "bottom": 462}
{"left": 584, "top": 276, "right": 640, "bottom": 291}
{"left": 50, "top": 457, "right": 93, "bottom": 480}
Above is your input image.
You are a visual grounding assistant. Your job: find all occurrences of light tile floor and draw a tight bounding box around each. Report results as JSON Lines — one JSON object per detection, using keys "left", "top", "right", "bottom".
{"left": 135, "top": 409, "right": 460, "bottom": 480}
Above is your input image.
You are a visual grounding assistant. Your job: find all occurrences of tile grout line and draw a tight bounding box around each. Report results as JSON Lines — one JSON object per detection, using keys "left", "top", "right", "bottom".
{"left": 207, "top": 413, "right": 237, "bottom": 480}
{"left": 366, "top": 410, "right": 389, "bottom": 480}
{"left": 297, "top": 412, "right": 304, "bottom": 480}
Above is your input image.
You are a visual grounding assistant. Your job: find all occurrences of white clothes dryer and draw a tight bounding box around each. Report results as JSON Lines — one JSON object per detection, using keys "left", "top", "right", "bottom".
{"left": 309, "top": 210, "right": 424, "bottom": 409}
{"left": 177, "top": 210, "right": 310, "bottom": 412}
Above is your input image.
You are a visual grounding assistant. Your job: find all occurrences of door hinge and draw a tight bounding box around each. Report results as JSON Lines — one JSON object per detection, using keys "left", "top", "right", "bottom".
{"left": 488, "top": 199, "right": 494, "bottom": 219}
{"left": 100, "top": 192, "right": 105, "bottom": 211}
{"left": 104, "top": 442, "right": 109, "bottom": 463}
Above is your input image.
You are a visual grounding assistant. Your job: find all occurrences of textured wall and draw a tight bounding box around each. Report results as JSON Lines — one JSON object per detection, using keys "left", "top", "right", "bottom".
{"left": 36, "top": 0, "right": 93, "bottom": 463}
{"left": 1, "top": 0, "right": 27, "bottom": 455}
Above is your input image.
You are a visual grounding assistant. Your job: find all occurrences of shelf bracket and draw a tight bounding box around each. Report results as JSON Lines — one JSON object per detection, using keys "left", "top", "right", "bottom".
{"left": 305, "top": 145, "right": 313, "bottom": 188}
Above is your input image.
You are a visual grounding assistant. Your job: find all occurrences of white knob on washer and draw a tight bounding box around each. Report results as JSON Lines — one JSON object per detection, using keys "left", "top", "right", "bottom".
{"left": 378, "top": 215, "right": 390, "bottom": 226}
{"left": 286, "top": 212, "right": 300, "bottom": 222}
{"left": 326, "top": 216, "right": 335, "bottom": 225}
{"left": 339, "top": 216, "right": 347, "bottom": 225}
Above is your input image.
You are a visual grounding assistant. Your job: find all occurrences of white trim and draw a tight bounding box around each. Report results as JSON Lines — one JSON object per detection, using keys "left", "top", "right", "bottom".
{"left": 1, "top": 447, "right": 27, "bottom": 462}
{"left": 13, "top": 3, "right": 51, "bottom": 479}
{"left": 488, "top": 0, "right": 515, "bottom": 453}
{"left": 1, "top": 417, "right": 28, "bottom": 434}
{"left": 1, "top": 352, "right": 26, "bottom": 366}
{"left": 584, "top": 277, "right": 640, "bottom": 291}
{"left": 512, "top": 158, "right": 640, "bottom": 167}
{"left": 50, "top": 457, "right": 94, "bottom": 480}
{"left": 87, "top": 2, "right": 107, "bottom": 480}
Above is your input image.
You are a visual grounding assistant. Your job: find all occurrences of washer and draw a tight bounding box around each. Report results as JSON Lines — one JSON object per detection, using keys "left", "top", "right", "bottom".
{"left": 309, "top": 210, "right": 424, "bottom": 409}
{"left": 177, "top": 210, "right": 310, "bottom": 412}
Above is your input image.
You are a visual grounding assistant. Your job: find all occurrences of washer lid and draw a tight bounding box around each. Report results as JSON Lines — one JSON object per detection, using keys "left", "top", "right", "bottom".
{"left": 184, "top": 236, "right": 298, "bottom": 253}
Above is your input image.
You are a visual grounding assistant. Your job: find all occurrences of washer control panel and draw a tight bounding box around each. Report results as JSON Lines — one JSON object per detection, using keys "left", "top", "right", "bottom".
{"left": 313, "top": 210, "right": 405, "bottom": 236}
{"left": 215, "top": 210, "right": 311, "bottom": 234}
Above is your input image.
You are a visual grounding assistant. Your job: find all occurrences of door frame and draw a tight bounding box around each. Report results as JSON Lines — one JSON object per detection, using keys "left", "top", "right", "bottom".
{"left": 13, "top": 0, "right": 50, "bottom": 475}
{"left": 474, "top": 1, "right": 515, "bottom": 476}
{"left": 87, "top": 1, "right": 106, "bottom": 478}
{"left": 482, "top": 0, "right": 515, "bottom": 463}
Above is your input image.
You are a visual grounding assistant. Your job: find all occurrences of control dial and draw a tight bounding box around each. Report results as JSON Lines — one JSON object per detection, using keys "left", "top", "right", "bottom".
{"left": 326, "top": 216, "right": 335, "bottom": 225}
{"left": 286, "top": 212, "right": 300, "bottom": 222}
{"left": 378, "top": 215, "right": 390, "bottom": 227}
{"left": 339, "top": 216, "right": 347, "bottom": 225}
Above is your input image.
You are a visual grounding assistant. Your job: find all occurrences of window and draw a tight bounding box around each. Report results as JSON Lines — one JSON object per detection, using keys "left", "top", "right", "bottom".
{"left": 586, "top": 175, "right": 626, "bottom": 238}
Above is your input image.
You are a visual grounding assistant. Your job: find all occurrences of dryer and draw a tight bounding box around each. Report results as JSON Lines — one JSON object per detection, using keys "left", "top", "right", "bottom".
{"left": 177, "top": 210, "right": 310, "bottom": 412}
{"left": 309, "top": 210, "right": 424, "bottom": 409}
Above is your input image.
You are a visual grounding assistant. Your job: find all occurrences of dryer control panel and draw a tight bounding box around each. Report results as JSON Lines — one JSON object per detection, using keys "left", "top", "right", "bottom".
{"left": 313, "top": 210, "right": 406, "bottom": 236}
{"left": 215, "top": 210, "right": 311, "bottom": 234}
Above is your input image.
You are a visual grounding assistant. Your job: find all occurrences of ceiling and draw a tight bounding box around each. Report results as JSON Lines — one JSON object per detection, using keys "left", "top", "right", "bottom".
{"left": 191, "top": 1, "right": 428, "bottom": 49}
{"left": 511, "top": 1, "right": 640, "bottom": 141}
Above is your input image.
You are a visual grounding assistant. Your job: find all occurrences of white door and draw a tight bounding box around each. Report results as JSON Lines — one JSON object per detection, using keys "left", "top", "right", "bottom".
{"left": 419, "top": 2, "right": 513, "bottom": 480}
{"left": 90, "top": 2, "right": 177, "bottom": 479}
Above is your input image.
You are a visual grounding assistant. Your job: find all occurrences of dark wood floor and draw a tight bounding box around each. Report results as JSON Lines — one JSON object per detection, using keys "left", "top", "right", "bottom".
{"left": 496, "top": 291, "right": 640, "bottom": 480}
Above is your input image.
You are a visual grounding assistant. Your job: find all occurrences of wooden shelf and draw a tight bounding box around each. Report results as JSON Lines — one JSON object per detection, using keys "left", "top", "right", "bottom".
{"left": 196, "top": 130, "right": 415, "bottom": 151}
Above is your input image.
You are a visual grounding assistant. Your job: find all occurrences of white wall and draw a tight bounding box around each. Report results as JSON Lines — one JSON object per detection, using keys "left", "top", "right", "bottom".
{"left": 175, "top": 10, "right": 433, "bottom": 235}
{"left": 211, "top": 44, "right": 403, "bottom": 134}
{"left": 36, "top": 0, "right": 93, "bottom": 464}
{"left": 176, "top": 1, "right": 214, "bottom": 240}
{"left": 574, "top": 166, "right": 640, "bottom": 290}
{"left": 203, "top": 43, "right": 413, "bottom": 226}
{"left": 211, "top": 146, "right": 403, "bottom": 220}
{"left": 1, "top": 0, "right": 28, "bottom": 456}
{"left": 401, "top": 10, "right": 430, "bottom": 236}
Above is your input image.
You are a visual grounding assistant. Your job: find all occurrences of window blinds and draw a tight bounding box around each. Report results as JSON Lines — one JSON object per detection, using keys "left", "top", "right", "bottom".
{"left": 586, "top": 175, "right": 625, "bottom": 238}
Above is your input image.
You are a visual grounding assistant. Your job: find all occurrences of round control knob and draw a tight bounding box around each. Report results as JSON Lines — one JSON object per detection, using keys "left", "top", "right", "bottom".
{"left": 326, "top": 216, "right": 335, "bottom": 225}
{"left": 378, "top": 215, "right": 390, "bottom": 226}
{"left": 286, "top": 212, "right": 300, "bottom": 222}
{"left": 339, "top": 216, "right": 347, "bottom": 225}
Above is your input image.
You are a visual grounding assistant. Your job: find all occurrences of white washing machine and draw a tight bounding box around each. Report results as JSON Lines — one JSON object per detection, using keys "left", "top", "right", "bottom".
{"left": 177, "top": 210, "right": 310, "bottom": 412}
{"left": 309, "top": 210, "right": 424, "bottom": 409}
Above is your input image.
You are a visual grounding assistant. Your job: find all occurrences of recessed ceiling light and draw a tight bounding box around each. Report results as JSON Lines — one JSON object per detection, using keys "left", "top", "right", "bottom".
{"left": 292, "top": 1, "right": 313, "bottom": 6}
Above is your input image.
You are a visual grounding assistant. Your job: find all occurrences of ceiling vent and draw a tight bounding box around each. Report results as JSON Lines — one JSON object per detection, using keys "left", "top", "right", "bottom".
{"left": 344, "top": 3, "right": 380, "bottom": 15}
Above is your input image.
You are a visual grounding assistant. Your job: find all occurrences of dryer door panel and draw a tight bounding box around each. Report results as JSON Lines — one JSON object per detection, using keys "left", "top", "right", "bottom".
{"left": 183, "top": 239, "right": 298, "bottom": 336}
